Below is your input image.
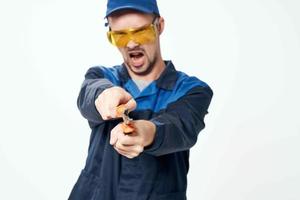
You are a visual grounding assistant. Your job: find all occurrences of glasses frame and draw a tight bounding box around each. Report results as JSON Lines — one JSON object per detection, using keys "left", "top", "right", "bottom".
{"left": 107, "top": 17, "right": 159, "bottom": 47}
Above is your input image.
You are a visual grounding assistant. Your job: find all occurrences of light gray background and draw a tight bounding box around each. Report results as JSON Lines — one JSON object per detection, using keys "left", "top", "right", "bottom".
{"left": 0, "top": 0, "right": 299, "bottom": 199}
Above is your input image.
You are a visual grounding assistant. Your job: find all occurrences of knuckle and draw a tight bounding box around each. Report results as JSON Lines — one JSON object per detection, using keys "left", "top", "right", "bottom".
{"left": 114, "top": 146, "right": 121, "bottom": 153}
{"left": 116, "top": 142, "right": 123, "bottom": 150}
{"left": 102, "top": 114, "right": 109, "bottom": 120}
{"left": 114, "top": 147, "right": 118, "bottom": 152}
{"left": 137, "top": 146, "right": 144, "bottom": 153}
{"left": 127, "top": 155, "right": 134, "bottom": 159}
{"left": 132, "top": 152, "right": 139, "bottom": 157}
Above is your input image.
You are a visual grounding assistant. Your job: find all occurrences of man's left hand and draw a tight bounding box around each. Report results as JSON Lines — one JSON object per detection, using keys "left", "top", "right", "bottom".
{"left": 110, "top": 120, "right": 156, "bottom": 159}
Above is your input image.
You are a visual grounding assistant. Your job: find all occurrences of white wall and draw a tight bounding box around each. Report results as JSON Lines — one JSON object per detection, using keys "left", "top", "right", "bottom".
{"left": 0, "top": 0, "right": 299, "bottom": 199}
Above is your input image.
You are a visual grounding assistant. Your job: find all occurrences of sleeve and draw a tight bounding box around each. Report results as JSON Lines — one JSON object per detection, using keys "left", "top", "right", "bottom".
{"left": 77, "top": 67, "right": 115, "bottom": 128}
{"left": 143, "top": 85, "right": 213, "bottom": 156}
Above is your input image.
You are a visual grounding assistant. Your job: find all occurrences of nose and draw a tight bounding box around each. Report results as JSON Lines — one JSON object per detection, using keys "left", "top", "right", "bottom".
{"left": 126, "top": 40, "right": 140, "bottom": 49}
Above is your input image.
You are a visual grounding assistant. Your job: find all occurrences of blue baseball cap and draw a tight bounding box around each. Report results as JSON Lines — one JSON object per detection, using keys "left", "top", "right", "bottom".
{"left": 105, "top": 0, "right": 160, "bottom": 18}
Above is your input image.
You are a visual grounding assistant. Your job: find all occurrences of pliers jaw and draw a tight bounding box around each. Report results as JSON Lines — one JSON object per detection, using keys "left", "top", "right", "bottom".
{"left": 116, "top": 105, "right": 134, "bottom": 134}
{"left": 122, "top": 109, "right": 132, "bottom": 125}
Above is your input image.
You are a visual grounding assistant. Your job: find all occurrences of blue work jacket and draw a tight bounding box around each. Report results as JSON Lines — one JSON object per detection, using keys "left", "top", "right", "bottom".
{"left": 69, "top": 61, "right": 213, "bottom": 200}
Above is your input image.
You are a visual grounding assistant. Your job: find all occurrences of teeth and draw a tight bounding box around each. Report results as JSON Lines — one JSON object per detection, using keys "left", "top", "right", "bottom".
{"left": 130, "top": 54, "right": 143, "bottom": 59}
{"left": 129, "top": 51, "right": 143, "bottom": 57}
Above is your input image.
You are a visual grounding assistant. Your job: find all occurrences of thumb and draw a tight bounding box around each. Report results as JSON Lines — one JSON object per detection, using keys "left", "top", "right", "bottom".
{"left": 125, "top": 98, "right": 137, "bottom": 112}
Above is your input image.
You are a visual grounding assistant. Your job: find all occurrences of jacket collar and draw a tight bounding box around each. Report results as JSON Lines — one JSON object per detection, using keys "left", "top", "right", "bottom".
{"left": 119, "top": 60, "right": 178, "bottom": 90}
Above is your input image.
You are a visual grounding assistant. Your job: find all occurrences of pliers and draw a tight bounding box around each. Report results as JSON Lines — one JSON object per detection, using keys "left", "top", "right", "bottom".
{"left": 116, "top": 104, "right": 134, "bottom": 134}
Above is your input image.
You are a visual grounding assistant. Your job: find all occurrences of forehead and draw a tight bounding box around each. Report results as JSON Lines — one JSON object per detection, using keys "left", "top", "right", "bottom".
{"left": 108, "top": 10, "right": 154, "bottom": 31}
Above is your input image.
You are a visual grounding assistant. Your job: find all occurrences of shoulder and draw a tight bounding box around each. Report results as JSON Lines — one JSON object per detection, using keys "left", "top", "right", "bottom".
{"left": 84, "top": 65, "right": 123, "bottom": 84}
{"left": 174, "top": 70, "right": 213, "bottom": 97}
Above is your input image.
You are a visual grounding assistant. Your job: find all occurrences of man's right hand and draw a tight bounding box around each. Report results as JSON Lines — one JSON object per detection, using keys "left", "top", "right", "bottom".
{"left": 95, "top": 86, "right": 136, "bottom": 120}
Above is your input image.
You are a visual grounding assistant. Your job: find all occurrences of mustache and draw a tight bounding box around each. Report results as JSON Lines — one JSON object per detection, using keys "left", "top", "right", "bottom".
{"left": 126, "top": 47, "right": 145, "bottom": 53}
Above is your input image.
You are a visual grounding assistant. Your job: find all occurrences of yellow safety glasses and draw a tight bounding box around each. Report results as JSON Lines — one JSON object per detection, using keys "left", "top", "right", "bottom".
{"left": 107, "top": 21, "right": 157, "bottom": 47}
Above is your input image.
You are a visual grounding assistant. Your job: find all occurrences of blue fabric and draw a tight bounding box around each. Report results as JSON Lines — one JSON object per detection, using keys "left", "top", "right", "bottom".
{"left": 101, "top": 62, "right": 208, "bottom": 112}
{"left": 105, "top": 0, "right": 160, "bottom": 18}
{"left": 69, "top": 60, "right": 213, "bottom": 200}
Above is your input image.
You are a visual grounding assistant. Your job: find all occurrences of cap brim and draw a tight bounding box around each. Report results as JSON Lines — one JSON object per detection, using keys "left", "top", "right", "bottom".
{"left": 105, "top": 5, "right": 154, "bottom": 18}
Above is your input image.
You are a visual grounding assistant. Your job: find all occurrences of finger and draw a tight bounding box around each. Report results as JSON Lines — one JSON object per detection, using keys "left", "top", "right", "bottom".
{"left": 115, "top": 93, "right": 134, "bottom": 117}
{"left": 114, "top": 147, "right": 135, "bottom": 159}
{"left": 133, "top": 145, "right": 144, "bottom": 155}
{"left": 102, "top": 89, "right": 123, "bottom": 119}
{"left": 119, "top": 90, "right": 133, "bottom": 105}
{"left": 96, "top": 96, "right": 113, "bottom": 120}
{"left": 107, "top": 89, "right": 133, "bottom": 118}
{"left": 110, "top": 124, "right": 124, "bottom": 145}
{"left": 95, "top": 98, "right": 104, "bottom": 118}
{"left": 106, "top": 97, "right": 121, "bottom": 118}
{"left": 125, "top": 98, "right": 137, "bottom": 112}
{"left": 121, "top": 123, "right": 135, "bottom": 134}
{"left": 115, "top": 141, "right": 133, "bottom": 152}
{"left": 124, "top": 155, "right": 135, "bottom": 159}
{"left": 110, "top": 128, "right": 118, "bottom": 145}
{"left": 118, "top": 134, "right": 139, "bottom": 146}
{"left": 101, "top": 108, "right": 112, "bottom": 120}
{"left": 115, "top": 142, "right": 144, "bottom": 155}
{"left": 114, "top": 146, "right": 139, "bottom": 159}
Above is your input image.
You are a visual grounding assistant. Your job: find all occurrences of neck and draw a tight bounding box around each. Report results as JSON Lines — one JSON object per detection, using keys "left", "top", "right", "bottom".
{"left": 127, "top": 58, "right": 166, "bottom": 82}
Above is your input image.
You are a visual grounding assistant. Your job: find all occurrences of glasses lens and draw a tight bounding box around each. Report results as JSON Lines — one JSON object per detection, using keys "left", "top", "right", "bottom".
{"left": 133, "top": 25, "right": 156, "bottom": 45}
{"left": 107, "top": 32, "right": 129, "bottom": 47}
{"left": 107, "top": 24, "right": 156, "bottom": 47}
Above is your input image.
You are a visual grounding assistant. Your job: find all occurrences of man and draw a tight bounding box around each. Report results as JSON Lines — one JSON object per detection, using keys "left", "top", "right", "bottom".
{"left": 69, "top": 0, "right": 213, "bottom": 199}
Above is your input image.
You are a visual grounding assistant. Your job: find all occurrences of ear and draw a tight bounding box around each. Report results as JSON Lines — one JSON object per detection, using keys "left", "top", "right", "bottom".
{"left": 157, "top": 17, "right": 165, "bottom": 35}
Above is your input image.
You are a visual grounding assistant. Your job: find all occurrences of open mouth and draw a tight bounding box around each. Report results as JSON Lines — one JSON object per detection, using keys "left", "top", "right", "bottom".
{"left": 129, "top": 51, "right": 144, "bottom": 59}
{"left": 128, "top": 51, "right": 145, "bottom": 68}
